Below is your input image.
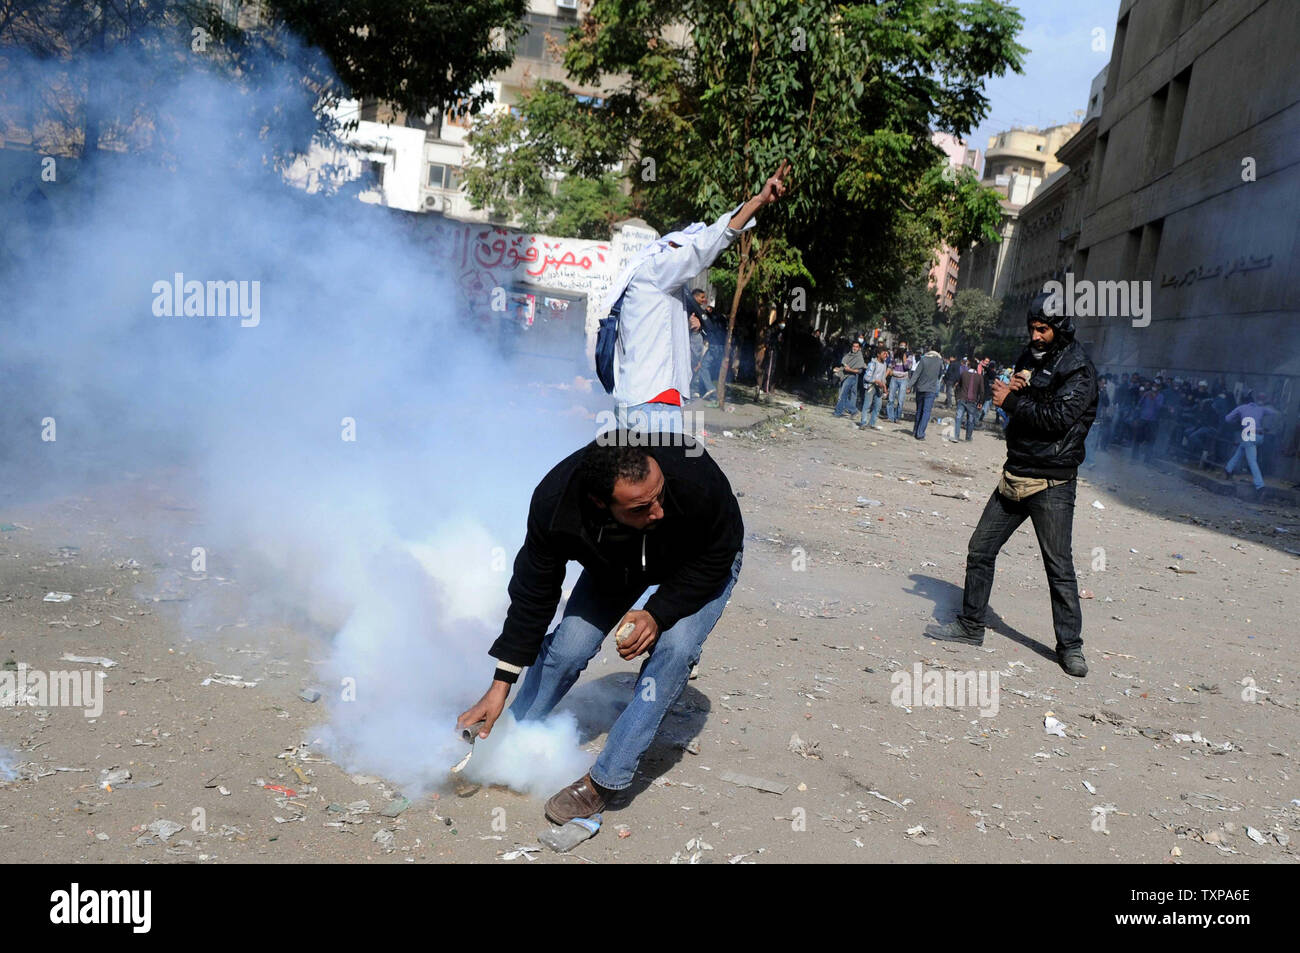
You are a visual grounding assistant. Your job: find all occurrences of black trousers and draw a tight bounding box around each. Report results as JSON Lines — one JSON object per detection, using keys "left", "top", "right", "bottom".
{"left": 957, "top": 479, "right": 1083, "bottom": 651}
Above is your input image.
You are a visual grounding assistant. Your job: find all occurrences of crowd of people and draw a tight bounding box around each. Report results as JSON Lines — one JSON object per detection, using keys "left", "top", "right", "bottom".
{"left": 1091, "top": 373, "right": 1286, "bottom": 494}
{"left": 827, "top": 333, "right": 1012, "bottom": 442}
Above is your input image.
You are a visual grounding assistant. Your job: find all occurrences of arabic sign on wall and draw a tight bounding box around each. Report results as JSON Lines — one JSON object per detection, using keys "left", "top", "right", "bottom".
{"left": 413, "top": 216, "right": 660, "bottom": 344}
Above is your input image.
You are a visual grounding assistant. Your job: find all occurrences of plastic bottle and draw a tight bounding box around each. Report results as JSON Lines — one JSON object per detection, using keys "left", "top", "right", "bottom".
{"left": 538, "top": 814, "right": 601, "bottom": 852}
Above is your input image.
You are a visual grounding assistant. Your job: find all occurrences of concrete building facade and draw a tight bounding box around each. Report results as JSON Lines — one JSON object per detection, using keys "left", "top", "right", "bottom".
{"left": 928, "top": 132, "right": 981, "bottom": 309}
{"left": 291, "top": 0, "right": 597, "bottom": 224}
{"left": 955, "top": 122, "right": 1080, "bottom": 302}
{"left": 999, "top": 68, "right": 1106, "bottom": 332}
{"left": 1071, "top": 0, "right": 1299, "bottom": 474}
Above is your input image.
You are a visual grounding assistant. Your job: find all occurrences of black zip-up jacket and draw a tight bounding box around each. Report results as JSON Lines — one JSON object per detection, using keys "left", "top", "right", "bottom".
{"left": 488, "top": 439, "right": 744, "bottom": 669}
{"left": 1002, "top": 337, "right": 1098, "bottom": 479}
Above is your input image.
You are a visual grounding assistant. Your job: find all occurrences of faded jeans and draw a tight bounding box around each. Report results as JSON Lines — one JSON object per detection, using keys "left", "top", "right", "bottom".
{"left": 509, "top": 550, "right": 742, "bottom": 790}
{"left": 859, "top": 385, "right": 885, "bottom": 427}
{"left": 913, "top": 391, "right": 938, "bottom": 439}
{"left": 616, "top": 401, "right": 683, "bottom": 433}
{"left": 887, "top": 377, "right": 906, "bottom": 422}
{"left": 956, "top": 480, "right": 1082, "bottom": 651}
{"left": 833, "top": 376, "right": 859, "bottom": 416}
{"left": 1225, "top": 438, "right": 1264, "bottom": 489}
{"left": 955, "top": 399, "right": 979, "bottom": 440}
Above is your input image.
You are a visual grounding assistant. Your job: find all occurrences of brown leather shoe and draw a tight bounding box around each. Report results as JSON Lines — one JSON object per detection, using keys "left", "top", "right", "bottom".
{"left": 544, "top": 773, "right": 609, "bottom": 825}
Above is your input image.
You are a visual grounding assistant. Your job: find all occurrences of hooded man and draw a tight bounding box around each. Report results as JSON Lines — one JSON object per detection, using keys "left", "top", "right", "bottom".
{"left": 923, "top": 292, "right": 1098, "bottom": 677}
{"left": 601, "top": 162, "right": 790, "bottom": 433}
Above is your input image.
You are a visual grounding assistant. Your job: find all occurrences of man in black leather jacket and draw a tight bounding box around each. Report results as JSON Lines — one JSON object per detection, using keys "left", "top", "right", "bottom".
{"left": 923, "top": 293, "right": 1098, "bottom": 677}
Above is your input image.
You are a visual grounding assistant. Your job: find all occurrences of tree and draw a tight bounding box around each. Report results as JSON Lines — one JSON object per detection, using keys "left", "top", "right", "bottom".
{"left": 0, "top": 0, "right": 528, "bottom": 169}
{"left": 886, "top": 278, "right": 941, "bottom": 352}
{"left": 462, "top": 79, "right": 634, "bottom": 235}
{"left": 946, "top": 287, "right": 1002, "bottom": 355}
{"left": 557, "top": 0, "right": 1023, "bottom": 406}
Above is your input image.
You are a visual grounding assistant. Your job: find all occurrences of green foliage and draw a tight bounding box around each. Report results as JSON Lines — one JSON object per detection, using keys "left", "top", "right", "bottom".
{"left": 463, "top": 80, "right": 634, "bottom": 233}
{"left": 560, "top": 0, "right": 1024, "bottom": 304}
{"left": 262, "top": 0, "right": 527, "bottom": 121}
{"left": 946, "top": 286, "right": 1003, "bottom": 354}
{"left": 886, "top": 277, "right": 941, "bottom": 351}
{"left": 0, "top": 0, "right": 528, "bottom": 165}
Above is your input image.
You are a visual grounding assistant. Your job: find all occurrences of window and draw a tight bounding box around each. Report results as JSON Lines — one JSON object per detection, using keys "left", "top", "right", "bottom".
{"left": 427, "top": 164, "right": 463, "bottom": 190}
{"left": 516, "top": 13, "right": 573, "bottom": 61}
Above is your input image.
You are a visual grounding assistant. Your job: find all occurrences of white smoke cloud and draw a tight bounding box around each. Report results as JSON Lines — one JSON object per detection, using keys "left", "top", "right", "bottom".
{"left": 1, "top": 41, "right": 600, "bottom": 799}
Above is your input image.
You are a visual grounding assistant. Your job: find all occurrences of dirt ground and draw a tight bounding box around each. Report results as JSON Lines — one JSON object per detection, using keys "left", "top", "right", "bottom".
{"left": 2, "top": 394, "right": 1298, "bottom": 864}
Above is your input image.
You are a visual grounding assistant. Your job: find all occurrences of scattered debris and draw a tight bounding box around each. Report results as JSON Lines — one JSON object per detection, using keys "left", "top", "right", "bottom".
{"left": 59, "top": 654, "right": 116, "bottom": 668}
{"left": 1043, "top": 714, "right": 1068, "bottom": 738}
{"left": 99, "top": 767, "right": 130, "bottom": 790}
{"left": 201, "top": 673, "right": 259, "bottom": 688}
{"left": 904, "top": 825, "right": 940, "bottom": 847}
{"left": 297, "top": 688, "right": 322, "bottom": 703}
{"left": 500, "top": 845, "right": 541, "bottom": 861}
{"left": 788, "top": 732, "right": 822, "bottom": 760}
{"left": 539, "top": 815, "right": 602, "bottom": 853}
{"left": 42, "top": 592, "right": 73, "bottom": 603}
{"left": 379, "top": 797, "right": 411, "bottom": 818}
{"left": 719, "top": 770, "right": 788, "bottom": 795}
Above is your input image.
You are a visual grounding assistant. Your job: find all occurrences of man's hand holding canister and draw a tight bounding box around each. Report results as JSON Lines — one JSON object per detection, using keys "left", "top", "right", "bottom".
{"left": 457, "top": 680, "right": 509, "bottom": 740}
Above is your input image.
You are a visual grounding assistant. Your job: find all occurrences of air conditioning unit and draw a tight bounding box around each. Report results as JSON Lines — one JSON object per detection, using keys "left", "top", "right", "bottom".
{"left": 423, "top": 194, "right": 448, "bottom": 212}
{"left": 556, "top": 0, "right": 579, "bottom": 11}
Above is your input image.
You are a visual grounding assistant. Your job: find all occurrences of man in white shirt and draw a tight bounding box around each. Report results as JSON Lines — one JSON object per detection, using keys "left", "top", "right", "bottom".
{"left": 603, "top": 161, "right": 790, "bottom": 433}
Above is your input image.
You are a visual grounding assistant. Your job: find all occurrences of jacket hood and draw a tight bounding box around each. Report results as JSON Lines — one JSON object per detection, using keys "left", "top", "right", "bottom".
{"left": 1028, "top": 290, "right": 1076, "bottom": 344}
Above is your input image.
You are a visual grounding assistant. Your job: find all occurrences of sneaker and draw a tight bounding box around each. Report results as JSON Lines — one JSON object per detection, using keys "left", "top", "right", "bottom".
{"left": 1058, "top": 647, "right": 1088, "bottom": 678}
{"left": 689, "top": 663, "right": 700, "bottom": 680}
{"left": 923, "top": 621, "right": 984, "bottom": 646}
{"left": 871, "top": 424, "right": 883, "bottom": 431}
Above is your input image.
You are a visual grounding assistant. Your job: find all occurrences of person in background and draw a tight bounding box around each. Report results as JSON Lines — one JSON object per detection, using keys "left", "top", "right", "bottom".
{"left": 952, "top": 357, "right": 984, "bottom": 442}
{"left": 1223, "top": 391, "right": 1279, "bottom": 497}
{"left": 833, "top": 340, "right": 865, "bottom": 417}
{"left": 858, "top": 347, "right": 889, "bottom": 431}
{"left": 941, "top": 356, "right": 961, "bottom": 409}
{"left": 603, "top": 161, "right": 789, "bottom": 433}
{"left": 979, "top": 358, "right": 996, "bottom": 424}
{"left": 887, "top": 348, "right": 911, "bottom": 423}
{"left": 688, "top": 313, "right": 713, "bottom": 400}
{"left": 908, "top": 345, "right": 945, "bottom": 440}
{"left": 1131, "top": 383, "right": 1164, "bottom": 462}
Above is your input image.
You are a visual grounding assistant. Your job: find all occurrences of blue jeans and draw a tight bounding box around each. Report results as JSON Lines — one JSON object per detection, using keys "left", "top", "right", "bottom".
{"left": 887, "top": 377, "right": 906, "bottom": 422}
{"left": 956, "top": 400, "right": 978, "bottom": 440}
{"left": 1225, "top": 439, "right": 1264, "bottom": 489}
{"left": 616, "top": 402, "right": 683, "bottom": 433}
{"left": 958, "top": 480, "right": 1082, "bottom": 651}
{"left": 858, "top": 385, "right": 885, "bottom": 427}
{"left": 509, "top": 550, "right": 743, "bottom": 790}
{"left": 913, "top": 391, "right": 937, "bottom": 438}
{"left": 833, "top": 376, "right": 858, "bottom": 416}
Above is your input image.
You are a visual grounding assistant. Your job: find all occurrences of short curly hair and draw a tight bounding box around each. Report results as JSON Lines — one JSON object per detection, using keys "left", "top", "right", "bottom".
{"left": 579, "top": 437, "right": 652, "bottom": 503}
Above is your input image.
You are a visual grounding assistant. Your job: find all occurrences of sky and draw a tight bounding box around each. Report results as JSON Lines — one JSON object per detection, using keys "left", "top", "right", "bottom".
{"left": 966, "top": 0, "right": 1122, "bottom": 170}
